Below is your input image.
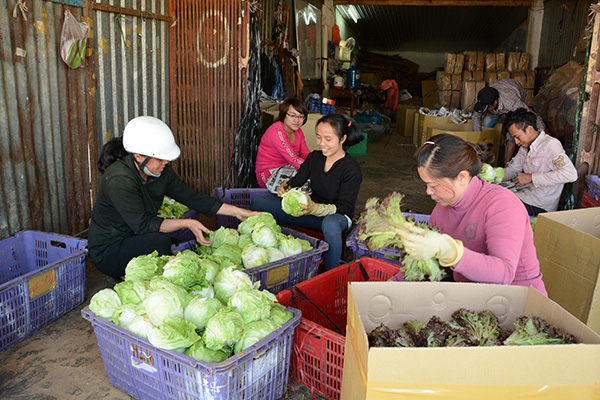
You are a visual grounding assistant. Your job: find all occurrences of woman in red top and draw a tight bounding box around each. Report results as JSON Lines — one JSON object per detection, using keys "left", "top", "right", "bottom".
{"left": 255, "top": 97, "right": 310, "bottom": 189}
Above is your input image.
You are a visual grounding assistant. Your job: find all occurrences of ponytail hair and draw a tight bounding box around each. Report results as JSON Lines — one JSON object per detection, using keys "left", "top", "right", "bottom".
{"left": 316, "top": 113, "right": 364, "bottom": 148}
{"left": 415, "top": 134, "right": 481, "bottom": 179}
{"left": 97, "top": 137, "right": 128, "bottom": 174}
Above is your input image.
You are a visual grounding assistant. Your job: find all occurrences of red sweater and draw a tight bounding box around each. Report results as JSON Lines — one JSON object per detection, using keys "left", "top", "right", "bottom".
{"left": 255, "top": 121, "right": 310, "bottom": 188}
{"left": 430, "top": 176, "right": 547, "bottom": 295}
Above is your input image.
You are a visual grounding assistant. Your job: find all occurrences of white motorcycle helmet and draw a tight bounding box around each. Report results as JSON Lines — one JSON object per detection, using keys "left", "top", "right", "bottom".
{"left": 122, "top": 116, "right": 181, "bottom": 161}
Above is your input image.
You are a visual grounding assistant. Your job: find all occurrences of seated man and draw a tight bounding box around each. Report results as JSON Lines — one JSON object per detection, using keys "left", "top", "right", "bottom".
{"left": 501, "top": 108, "right": 577, "bottom": 216}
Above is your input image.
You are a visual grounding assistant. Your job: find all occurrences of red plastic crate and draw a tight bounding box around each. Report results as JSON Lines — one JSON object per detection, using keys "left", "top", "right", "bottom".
{"left": 582, "top": 189, "right": 600, "bottom": 208}
{"left": 275, "top": 258, "right": 402, "bottom": 400}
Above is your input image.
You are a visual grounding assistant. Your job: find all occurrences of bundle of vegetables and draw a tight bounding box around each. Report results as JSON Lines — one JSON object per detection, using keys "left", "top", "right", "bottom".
{"left": 478, "top": 163, "right": 504, "bottom": 184}
{"left": 367, "top": 308, "right": 575, "bottom": 348}
{"left": 529, "top": 217, "right": 537, "bottom": 233}
{"left": 89, "top": 250, "right": 294, "bottom": 362}
{"left": 354, "top": 192, "right": 445, "bottom": 282}
{"left": 193, "top": 212, "right": 312, "bottom": 270}
{"left": 157, "top": 196, "right": 191, "bottom": 219}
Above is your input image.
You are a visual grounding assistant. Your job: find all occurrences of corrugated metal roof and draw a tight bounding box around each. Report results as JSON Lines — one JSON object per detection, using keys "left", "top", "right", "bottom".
{"left": 336, "top": 5, "right": 529, "bottom": 53}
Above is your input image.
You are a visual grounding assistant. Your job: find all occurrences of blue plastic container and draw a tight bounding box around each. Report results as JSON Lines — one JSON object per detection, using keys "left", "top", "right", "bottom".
{"left": 347, "top": 65, "right": 361, "bottom": 88}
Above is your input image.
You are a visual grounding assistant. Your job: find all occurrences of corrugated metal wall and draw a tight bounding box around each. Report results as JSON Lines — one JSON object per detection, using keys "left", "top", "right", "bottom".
{"left": 538, "top": 0, "right": 593, "bottom": 69}
{"left": 169, "top": 0, "right": 248, "bottom": 193}
{"left": 91, "top": 0, "right": 170, "bottom": 159}
{"left": 0, "top": 1, "right": 90, "bottom": 239}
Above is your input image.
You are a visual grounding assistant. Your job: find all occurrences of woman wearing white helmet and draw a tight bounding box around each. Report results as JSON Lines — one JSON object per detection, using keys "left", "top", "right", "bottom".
{"left": 88, "top": 116, "right": 258, "bottom": 279}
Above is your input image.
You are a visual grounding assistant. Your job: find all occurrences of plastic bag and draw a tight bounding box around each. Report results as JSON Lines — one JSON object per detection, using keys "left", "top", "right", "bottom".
{"left": 60, "top": 10, "right": 89, "bottom": 69}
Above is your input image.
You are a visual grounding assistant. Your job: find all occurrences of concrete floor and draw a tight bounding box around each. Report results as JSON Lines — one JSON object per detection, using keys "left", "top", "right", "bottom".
{"left": 0, "top": 130, "right": 434, "bottom": 400}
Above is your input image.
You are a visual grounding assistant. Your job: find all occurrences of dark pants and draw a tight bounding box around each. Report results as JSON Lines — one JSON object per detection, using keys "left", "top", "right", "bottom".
{"left": 251, "top": 196, "right": 349, "bottom": 271}
{"left": 94, "top": 232, "right": 172, "bottom": 278}
{"left": 522, "top": 202, "right": 547, "bottom": 217}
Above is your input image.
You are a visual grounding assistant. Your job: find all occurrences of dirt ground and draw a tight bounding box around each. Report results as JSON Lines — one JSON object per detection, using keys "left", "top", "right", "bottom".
{"left": 0, "top": 130, "right": 432, "bottom": 400}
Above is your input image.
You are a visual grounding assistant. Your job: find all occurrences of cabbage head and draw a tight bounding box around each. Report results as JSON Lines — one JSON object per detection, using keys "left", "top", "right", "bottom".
{"left": 184, "top": 295, "right": 224, "bottom": 331}
{"left": 228, "top": 288, "right": 276, "bottom": 323}
{"left": 148, "top": 276, "right": 192, "bottom": 307}
{"left": 185, "top": 337, "right": 232, "bottom": 363}
{"left": 237, "top": 233, "right": 254, "bottom": 250}
{"left": 494, "top": 167, "right": 505, "bottom": 183}
{"left": 89, "top": 288, "right": 122, "bottom": 320}
{"left": 195, "top": 243, "right": 213, "bottom": 256}
{"left": 203, "top": 307, "right": 245, "bottom": 350}
{"left": 251, "top": 224, "right": 279, "bottom": 248}
{"left": 281, "top": 188, "right": 309, "bottom": 216}
{"left": 188, "top": 282, "right": 215, "bottom": 299}
{"left": 124, "top": 251, "right": 169, "bottom": 281}
{"left": 269, "top": 303, "right": 294, "bottom": 326}
{"left": 147, "top": 317, "right": 200, "bottom": 352}
{"left": 234, "top": 320, "right": 280, "bottom": 354}
{"left": 213, "top": 266, "right": 258, "bottom": 304}
{"left": 209, "top": 227, "right": 240, "bottom": 248}
{"left": 265, "top": 247, "right": 286, "bottom": 263}
{"left": 298, "top": 238, "right": 312, "bottom": 252}
{"left": 113, "top": 280, "right": 149, "bottom": 305}
{"left": 478, "top": 163, "right": 503, "bottom": 184}
{"left": 237, "top": 212, "right": 281, "bottom": 235}
{"left": 142, "top": 289, "right": 185, "bottom": 325}
{"left": 212, "top": 244, "right": 243, "bottom": 265}
{"left": 162, "top": 251, "right": 206, "bottom": 288}
{"left": 241, "top": 245, "right": 269, "bottom": 269}
{"left": 198, "top": 258, "right": 221, "bottom": 282}
{"left": 127, "top": 315, "right": 155, "bottom": 340}
{"left": 207, "top": 255, "right": 240, "bottom": 271}
{"left": 112, "top": 304, "right": 144, "bottom": 329}
{"left": 278, "top": 236, "right": 304, "bottom": 257}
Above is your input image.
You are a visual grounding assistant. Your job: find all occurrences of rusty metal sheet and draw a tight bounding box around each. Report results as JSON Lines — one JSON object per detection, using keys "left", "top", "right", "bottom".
{"left": 169, "top": 0, "right": 247, "bottom": 193}
{"left": 0, "top": 1, "right": 90, "bottom": 238}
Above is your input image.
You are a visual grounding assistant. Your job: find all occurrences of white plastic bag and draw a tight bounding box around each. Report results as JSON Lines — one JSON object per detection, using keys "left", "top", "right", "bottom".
{"left": 60, "top": 10, "right": 89, "bottom": 69}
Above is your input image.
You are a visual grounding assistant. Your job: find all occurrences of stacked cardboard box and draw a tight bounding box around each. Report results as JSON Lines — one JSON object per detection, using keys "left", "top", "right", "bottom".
{"left": 485, "top": 52, "right": 535, "bottom": 105}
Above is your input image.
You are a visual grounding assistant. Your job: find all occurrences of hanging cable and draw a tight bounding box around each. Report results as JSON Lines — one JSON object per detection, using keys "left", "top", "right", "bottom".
{"left": 225, "top": 3, "right": 262, "bottom": 189}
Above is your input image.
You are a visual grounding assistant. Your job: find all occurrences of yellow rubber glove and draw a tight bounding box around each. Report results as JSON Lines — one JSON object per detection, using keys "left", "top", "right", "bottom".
{"left": 395, "top": 222, "right": 464, "bottom": 267}
{"left": 297, "top": 194, "right": 337, "bottom": 217}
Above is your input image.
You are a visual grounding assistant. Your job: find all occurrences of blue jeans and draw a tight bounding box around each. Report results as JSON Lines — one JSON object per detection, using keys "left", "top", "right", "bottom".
{"left": 251, "top": 196, "right": 349, "bottom": 271}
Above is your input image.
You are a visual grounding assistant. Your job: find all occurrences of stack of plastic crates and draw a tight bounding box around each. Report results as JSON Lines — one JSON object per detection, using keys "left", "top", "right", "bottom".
{"left": 0, "top": 231, "right": 87, "bottom": 351}
{"left": 82, "top": 306, "right": 301, "bottom": 400}
{"left": 173, "top": 227, "right": 328, "bottom": 295}
{"left": 275, "top": 258, "right": 401, "bottom": 400}
{"left": 345, "top": 213, "right": 430, "bottom": 265}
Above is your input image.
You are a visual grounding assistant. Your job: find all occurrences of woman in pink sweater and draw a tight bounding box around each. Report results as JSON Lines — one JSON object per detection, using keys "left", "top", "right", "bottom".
{"left": 396, "top": 133, "right": 546, "bottom": 294}
{"left": 255, "top": 97, "right": 311, "bottom": 188}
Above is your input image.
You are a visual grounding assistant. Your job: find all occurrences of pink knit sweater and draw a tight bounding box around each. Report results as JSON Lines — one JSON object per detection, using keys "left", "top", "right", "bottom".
{"left": 255, "top": 121, "right": 310, "bottom": 188}
{"left": 430, "top": 176, "right": 547, "bottom": 295}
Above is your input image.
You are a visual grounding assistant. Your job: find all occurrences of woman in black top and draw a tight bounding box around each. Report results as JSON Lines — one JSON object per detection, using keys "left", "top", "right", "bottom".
{"left": 251, "top": 113, "right": 364, "bottom": 271}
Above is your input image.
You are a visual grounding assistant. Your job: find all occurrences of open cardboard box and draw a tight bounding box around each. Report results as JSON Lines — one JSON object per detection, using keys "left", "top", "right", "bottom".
{"left": 424, "top": 122, "right": 503, "bottom": 162}
{"left": 535, "top": 208, "right": 600, "bottom": 333}
{"left": 340, "top": 282, "right": 600, "bottom": 399}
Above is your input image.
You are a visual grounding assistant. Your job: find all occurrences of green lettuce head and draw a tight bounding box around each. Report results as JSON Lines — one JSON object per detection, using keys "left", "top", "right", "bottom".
{"left": 147, "top": 317, "right": 200, "bottom": 352}
{"left": 233, "top": 319, "right": 280, "bottom": 354}
{"left": 203, "top": 307, "right": 245, "bottom": 351}
{"left": 112, "top": 304, "right": 145, "bottom": 329}
{"left": 142, "top": 288, "right": 185, "bottom": 326}
{"left": 237, "top": 212, "right": 281, "bottom": 235}
{"left": 212, "top": 244, "right": 243, "bottom": 265}
{"left": 251, "top": 223, "right": 279, "bottom": 248}
{"left": 124, "top": 251, "right": 169, "bottom": 281}
{"left": 227, "top": 288, "right": 276, "bottom": 323}
{"left": 269, "top": 303, "right": 294, "bottom": 326}
{"left": 157, "top": 196, "right": 190, "bottom": 219}
{"left": 265, "top": 247, "right": 286, "bottom": 263}
{"left": 281, "top": 188, "right": 309, "bottom": 216}
{"left": 89, "top": 288, "right": 122, "bottom": 320}
{"left": 163, "top": 251, "right": 206, "bottom": 288}
{"left": 241, "top": 245, "right": 268, "bottom": 269}
{"left": 127, "top": 315, "right": 155, "bottom": 340}
{"left": 237, "top": 233, "right": 254, "bottom": 250}
{"left": 113, "top": 280, "right": 149, "bottom": 305}
{"left": 213, "top": 266, "right": 258, "bottom": 304}
{"left": 184, "top": 295, "right": 224, "bottom": 331}
{"left": 185, "top": 337, "right": 232, "bottom": 363}
{"left": 278, "top": 235, "right": 304, "bottom": 257}
{"left": 209, "top": 227, "right": 240, "bottom": 248}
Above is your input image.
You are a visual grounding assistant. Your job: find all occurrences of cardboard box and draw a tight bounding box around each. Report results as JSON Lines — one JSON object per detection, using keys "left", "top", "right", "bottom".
{"left": 412, "top": 112, "right": 420, "bottom": 146}
{"left": 424, "top": 122, "right": 503, "bottom": 162}
{"left": 421, "top": 80, "right": 437, "bottom": 108}
{"left": 396, "top": 105, "right": 420, "bottom": 138}
{"left": 534, "top": 209, "right": 600, "bottom": 333}
{"left": 416, "top": 114, "right": 454, "bottom": 148}
{"left": 340, "top": 282, "right": 600, "bottom": 400}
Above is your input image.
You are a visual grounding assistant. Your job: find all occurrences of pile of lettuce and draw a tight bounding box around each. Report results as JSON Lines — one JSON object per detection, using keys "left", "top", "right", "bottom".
{"left": 478, "top": 163, "right": 504, "bottom": 184}
{"left": 89, "top": 250, "right": 294, "bottom": 362}
{"left": 354, "top": 192, "right": 445, "bottom": 282}
{"left": 194, "top": 212, "right": 312, "bottom": 270}
{"left": 368, "top": 309, "right": 576, "bottom": 348}
{"left": 158, "top": 196, "right": 191, "bottom": 219}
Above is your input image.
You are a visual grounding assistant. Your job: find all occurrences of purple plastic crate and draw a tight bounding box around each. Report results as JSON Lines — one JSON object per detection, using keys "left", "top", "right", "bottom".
{"left": 0, "top": 231, "right": 87, "bottom": 351}
{"left": 585, "top": 175, "right": 600, "bottom": 203}
{"left": 167, "top": 209, "right": 200, "bottom": 243}
{"left": 173, "top": 227, "right": 328, "bottom": 294}
{"left": 82, "top": 306, "right": 301, "bottom": 400}
{"left": 345, "top": 213, "right": 430, "bottom": 265}
{"left": 212, "top": 187, "right": 276, "bottom": 228}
